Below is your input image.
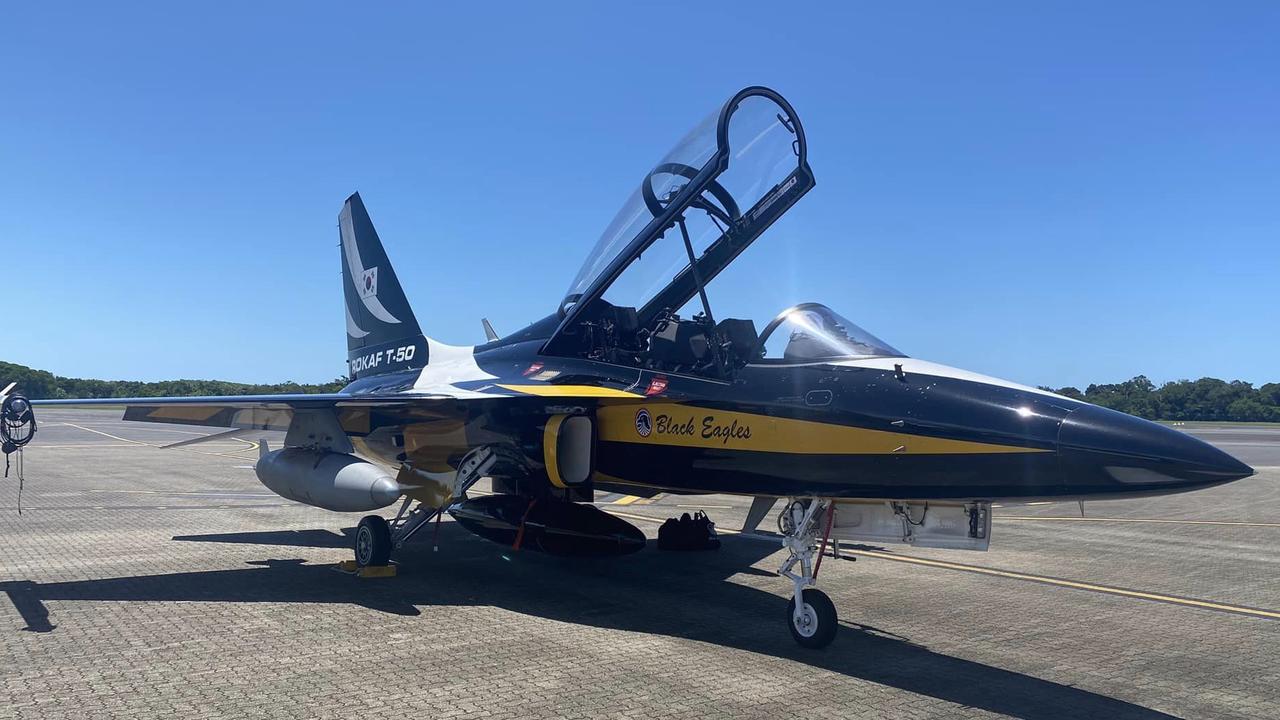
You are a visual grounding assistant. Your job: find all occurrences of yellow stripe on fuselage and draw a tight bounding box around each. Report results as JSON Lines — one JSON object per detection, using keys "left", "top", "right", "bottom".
{"left": 497, "top": 384, "right": 642, "bottom": 398}
{"left": 597, "top": 402, "right": 1048, "bottom": 455}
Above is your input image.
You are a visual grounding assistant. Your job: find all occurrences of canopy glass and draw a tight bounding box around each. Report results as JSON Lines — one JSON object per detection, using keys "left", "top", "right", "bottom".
{"left": 756, "top": 303, "right": 904, "bottom": 362}
{"left": 557, "top": 87, "right": 814, "bottom": 328}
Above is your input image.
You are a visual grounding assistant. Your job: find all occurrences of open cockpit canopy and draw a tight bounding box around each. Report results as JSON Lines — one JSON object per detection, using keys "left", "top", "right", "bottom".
{"left": 555, "top": 86, "right": 814, "bottom": 332}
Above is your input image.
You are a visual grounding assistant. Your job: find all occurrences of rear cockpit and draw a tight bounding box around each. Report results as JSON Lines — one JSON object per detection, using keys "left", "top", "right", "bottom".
{"left": 545, "top": 86, "right": 819, "bottom": 378}
{"left": 556, "top": 88, "right": 811, "bottom": 321}
{"left": 542, "top": 86, "right": 901, "bottom": 378}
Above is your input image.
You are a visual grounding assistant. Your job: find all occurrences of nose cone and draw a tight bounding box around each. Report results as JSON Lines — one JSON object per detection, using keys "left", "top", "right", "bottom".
{"left": 1059, "top": 404, "right": 1254, "bottom": 494}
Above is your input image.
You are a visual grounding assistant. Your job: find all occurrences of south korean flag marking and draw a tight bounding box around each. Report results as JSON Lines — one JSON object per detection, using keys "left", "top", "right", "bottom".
{"left": 339, "top": 199, "right": 401, "bottom": 324}
{"left": 360, "top": 266, "right": 378, "bottom": 299}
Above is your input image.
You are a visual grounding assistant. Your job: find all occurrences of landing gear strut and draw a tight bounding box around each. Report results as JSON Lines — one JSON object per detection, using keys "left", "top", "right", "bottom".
{"left": 353, "top": 447, "right": 497, "bottom": 567}
{"left": 778, "top": 498, "right": 838, "bottom": 648}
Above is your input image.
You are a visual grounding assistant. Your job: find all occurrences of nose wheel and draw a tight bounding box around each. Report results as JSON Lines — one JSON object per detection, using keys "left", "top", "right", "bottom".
{"left": 787, "top": 587, "right": 837, "bottom": 648}
{"left": 778, "top": 498, "right": 839, "bottom": 648}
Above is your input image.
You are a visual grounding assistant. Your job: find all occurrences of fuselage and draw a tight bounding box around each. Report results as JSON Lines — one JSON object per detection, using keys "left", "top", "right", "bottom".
{"left": 344, "top": 332, "right": 1255, "bottom": 505}
{"left": 329, "top": 85, "right": 1252, "bottom": 510}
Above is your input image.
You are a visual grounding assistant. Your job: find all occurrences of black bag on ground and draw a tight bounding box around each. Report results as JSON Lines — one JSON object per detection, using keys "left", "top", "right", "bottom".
{"left": 657, "top": 511, "right": 721, "bottom": 551}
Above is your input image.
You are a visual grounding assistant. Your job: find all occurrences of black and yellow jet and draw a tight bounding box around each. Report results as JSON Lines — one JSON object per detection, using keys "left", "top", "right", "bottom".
{"left": 33, "top": 86, "right": 1254, "bottom": 648}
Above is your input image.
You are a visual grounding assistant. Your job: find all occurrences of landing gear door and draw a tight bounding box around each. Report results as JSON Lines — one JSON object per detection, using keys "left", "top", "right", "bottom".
{"left": 829, "top": 501, "right": 992, "bottom": 551}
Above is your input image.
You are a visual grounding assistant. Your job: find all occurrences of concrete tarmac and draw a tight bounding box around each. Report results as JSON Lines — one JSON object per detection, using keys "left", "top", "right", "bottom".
{"left": 1174, "top": 422, "right": 1280, "bottom": 468}
{"left": 0, "top": 410, "right": 1276, "bottom": 719}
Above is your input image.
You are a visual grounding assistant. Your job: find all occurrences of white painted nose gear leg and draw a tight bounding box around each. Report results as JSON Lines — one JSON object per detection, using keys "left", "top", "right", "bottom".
{"left": 777, "top": 498, "right": 838, "bottom": 648}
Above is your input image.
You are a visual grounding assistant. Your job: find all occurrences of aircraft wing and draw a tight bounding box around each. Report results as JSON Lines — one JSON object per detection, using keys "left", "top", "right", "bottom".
{"left": 29, "top": 393, "right": 451, "bottom": 433}
{"left": 29, "top": 382, "right": 645, "bottom": 435}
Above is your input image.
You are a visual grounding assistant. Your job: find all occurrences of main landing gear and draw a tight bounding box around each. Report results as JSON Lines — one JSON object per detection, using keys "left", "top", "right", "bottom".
{"left": 355, "top": 515, "right": 392, "bottom": 566}
{"left": 778, "top": 498, "right": 838, "bottom": 648}
{"left": 354, "top": 447, "right": 497, "bottom": 568}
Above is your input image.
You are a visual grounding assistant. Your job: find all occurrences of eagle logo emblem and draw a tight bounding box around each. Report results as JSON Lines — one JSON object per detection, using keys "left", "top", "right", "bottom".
{"left": 635, "top": 408, "right": 652, "bottom": 438}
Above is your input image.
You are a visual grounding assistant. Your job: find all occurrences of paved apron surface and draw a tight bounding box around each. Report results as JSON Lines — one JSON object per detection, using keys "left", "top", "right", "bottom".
{"left": 1, "top": 410, "right": 1277, "bottom": 719}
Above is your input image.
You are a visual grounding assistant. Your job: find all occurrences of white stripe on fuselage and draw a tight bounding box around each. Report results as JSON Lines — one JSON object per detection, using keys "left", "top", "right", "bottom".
{"left": 833, "top": 357, "right": 1082, "bottom": 402}
{"left": 406, "top": 345, "right": 1077, "bottom": 405}
{"left": 412, "top": 338, "right": 499, "bottom": 398}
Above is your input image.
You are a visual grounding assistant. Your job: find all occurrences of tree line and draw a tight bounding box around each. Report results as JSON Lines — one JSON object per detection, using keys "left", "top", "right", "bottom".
{"left": 0, "top": 361, "right": 348, "bottom": 400}
{"left": 1042, "top": 376, "right": 1280, "bottom": 422}
{"left": 4, "top": 360, "right": 1278, "bottom": 422}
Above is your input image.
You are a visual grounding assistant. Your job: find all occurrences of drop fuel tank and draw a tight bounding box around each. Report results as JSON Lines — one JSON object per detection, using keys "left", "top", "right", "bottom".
{"left": 255, "top": 447, "right": 401, "bottom": 512}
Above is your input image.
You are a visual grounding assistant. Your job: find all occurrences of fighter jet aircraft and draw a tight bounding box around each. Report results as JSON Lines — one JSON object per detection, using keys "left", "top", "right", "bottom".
{"left": 33, "top": 86, "right": 1254, "bottom": 647}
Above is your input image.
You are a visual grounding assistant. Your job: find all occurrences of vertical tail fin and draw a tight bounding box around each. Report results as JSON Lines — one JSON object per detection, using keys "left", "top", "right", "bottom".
{"left": 340, "top": 193, "right": 429, "bottom": 379}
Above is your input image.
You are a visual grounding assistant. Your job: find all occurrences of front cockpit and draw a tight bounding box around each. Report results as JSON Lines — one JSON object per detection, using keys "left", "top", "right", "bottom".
{"left": 755, "top": 303, "right": 903, "bottom": 363}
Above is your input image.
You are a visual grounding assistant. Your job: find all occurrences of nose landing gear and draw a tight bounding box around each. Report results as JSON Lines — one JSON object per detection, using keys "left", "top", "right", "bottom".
{"left": 778, "top": 498, "right": 838, "bottom": 648}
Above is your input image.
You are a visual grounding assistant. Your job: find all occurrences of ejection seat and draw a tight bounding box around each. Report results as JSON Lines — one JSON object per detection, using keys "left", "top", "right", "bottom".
{"left": 715, "top": 318, "right": 759, "bottom": 367}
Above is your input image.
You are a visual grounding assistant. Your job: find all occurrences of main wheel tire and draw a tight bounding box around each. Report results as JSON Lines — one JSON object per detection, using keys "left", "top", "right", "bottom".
{"left": 786, "top": 587, "right": 838, "bottom": 648}
{"left": 355, "top": 515, "right": 392, "bottom": 567}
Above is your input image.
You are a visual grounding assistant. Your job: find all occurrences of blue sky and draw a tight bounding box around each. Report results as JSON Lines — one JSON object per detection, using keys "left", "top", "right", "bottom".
{"left": 3, "top": 2, "right": 1277, "bottom": 389}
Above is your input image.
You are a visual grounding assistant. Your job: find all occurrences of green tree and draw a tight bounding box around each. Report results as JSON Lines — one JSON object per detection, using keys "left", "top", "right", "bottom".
{"left": 0, "top": 361, "right": 349, "bottom": 399}
{"left": 1050, "top": 386, "right": 1085, "bottom": 401}
{"left": 1084, "top": 376, "right": 1158, "bottom": 418}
